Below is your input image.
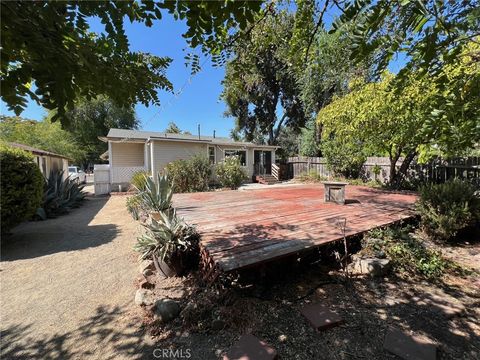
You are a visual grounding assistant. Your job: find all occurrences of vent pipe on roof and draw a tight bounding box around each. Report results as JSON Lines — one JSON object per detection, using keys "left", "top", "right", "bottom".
{"left": 213, "top": 130, "right": 216, "bottom": 138}
{"left": 198, "top": 124, "right": 201, "bottom": 140}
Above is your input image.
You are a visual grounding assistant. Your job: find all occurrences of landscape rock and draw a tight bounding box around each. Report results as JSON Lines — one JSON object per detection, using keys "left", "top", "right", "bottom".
{"left": 138, "top": 259, "right": 154, "bottom": 274}
{"left": 348, "top": 257, "right": 391, "bottom": 277}
{"left": 134, "top": 289, "right": 154, "bottom": 306}
{"left": 142, "top": 268, "right": 154, "bottom": 277}
{"left": 140, "top": 279, "right": 155, "bottom": 290}
{"left": 154, "top": 298, "right": 180, "bottom": 323}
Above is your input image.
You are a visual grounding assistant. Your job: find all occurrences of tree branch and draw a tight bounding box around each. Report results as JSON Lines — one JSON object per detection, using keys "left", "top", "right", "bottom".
{"left": 304, "top": 0, "right": 330, "bottom": 63}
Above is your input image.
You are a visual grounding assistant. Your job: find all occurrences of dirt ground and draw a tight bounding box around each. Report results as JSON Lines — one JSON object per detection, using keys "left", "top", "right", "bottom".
{"left": 142, "top": 238, "right": 480, "bottom": 360}
{"left": 1, "top": 195, "right": 156, "bottom": 360}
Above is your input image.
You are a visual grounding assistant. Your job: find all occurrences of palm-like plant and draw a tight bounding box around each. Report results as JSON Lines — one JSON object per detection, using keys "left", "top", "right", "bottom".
{"left": 139, "top": 173, "right": 173, "bottom": 212}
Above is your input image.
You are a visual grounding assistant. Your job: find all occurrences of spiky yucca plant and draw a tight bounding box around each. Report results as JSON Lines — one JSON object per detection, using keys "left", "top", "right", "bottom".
{"left": 139, "top": 173, "right": 173, "bottom": 212}
{"left": 36, "top": 170, "right": 86, "bottom": 219}
{"left": 134, "top": 210, "right": 199, "bottom": 276}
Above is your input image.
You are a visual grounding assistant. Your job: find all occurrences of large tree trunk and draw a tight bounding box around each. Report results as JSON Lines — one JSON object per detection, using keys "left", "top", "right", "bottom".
{"left": 390, "top": 150, "right": 417, "bottom": 189}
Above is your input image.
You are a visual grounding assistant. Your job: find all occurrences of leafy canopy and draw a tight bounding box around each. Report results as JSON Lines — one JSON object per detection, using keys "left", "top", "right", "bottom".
{"left": 46, "top": 96, "right": 139, "bottom": 166}
{"left": 0, "top": 116, "right": 85, "bottom": 163}
{"left": 1, "top": 1, "right": 262, "bottom": 121}
{"left": 221, "top": 9, "right": 307, "bottom": 145}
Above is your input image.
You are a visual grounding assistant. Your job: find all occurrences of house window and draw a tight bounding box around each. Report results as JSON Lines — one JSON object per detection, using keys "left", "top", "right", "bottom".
{"left": 224, "top": 149, "right": 247, "bottom": 166}
{"left": 208, "top": 146, "right": 215, "bottom": 164}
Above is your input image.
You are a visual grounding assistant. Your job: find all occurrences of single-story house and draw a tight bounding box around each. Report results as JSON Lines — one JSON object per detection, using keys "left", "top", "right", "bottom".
{"left": 102, "top": 128, "right": 279, "bottom": 189}
{"left": 9, "top": 142, "right": 70, "bottom": 179}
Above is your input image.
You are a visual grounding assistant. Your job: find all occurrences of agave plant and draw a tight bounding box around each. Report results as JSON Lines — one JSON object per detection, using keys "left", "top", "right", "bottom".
{"left": 139, "top": 173, "right": 173, "bottom": 213}
{"left": 134, "top": 210, "right": 199, "bottom": 276}
{"left": 36, "top": 170, "right": 86, "bottom": 219}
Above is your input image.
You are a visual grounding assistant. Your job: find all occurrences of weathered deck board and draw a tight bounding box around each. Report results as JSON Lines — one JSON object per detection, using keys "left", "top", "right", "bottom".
{"left": 174, "top": 184, "right": 417, "bottom": 272}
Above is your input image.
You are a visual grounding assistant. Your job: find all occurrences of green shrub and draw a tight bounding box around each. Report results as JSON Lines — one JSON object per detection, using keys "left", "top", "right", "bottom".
{"left": 321, "top": 137, "right": 366, "bottom": 179}
{"left": 131, "top": 171, "right": 150, "bottom": 191}
{"left": 215, "top": 156, "right": 247, "bottom": 189}
{"left": 0, "top": 145, "right": 44, "bottom": 232}
{"left": 364, "top": 226, "right": 463, "bottom": 280}
{"left": 36, "top": 170, "right": 86, "bottom": 219}
{"left": 166, "top": 155, "right": 211, "bottom": 193}
{"left": 126, "top": 194, "right": 142, "bottom": 220}
{"left": 416, "top": 180, "right": 480, "bottom": 240}
{"left": 297, "top": 170, "right": 327, "bottom": 183}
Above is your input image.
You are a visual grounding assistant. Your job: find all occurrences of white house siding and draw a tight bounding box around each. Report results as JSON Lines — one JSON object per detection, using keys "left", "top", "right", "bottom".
{"left": 110, "top": 142, "right": 145, "bottom": 185}
{"left": 151, "top": 140, "right": 207, "bottom": 175}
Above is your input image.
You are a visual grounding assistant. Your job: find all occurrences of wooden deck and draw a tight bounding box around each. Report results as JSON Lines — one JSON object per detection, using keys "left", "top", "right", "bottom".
{"left": 174, "top": 184, "right": 417, "bottom": 273}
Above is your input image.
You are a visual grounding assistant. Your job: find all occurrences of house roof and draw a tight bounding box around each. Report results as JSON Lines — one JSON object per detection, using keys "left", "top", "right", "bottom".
{"left": 105, "top": 128, "right": 278, "bottom": 149}
{"left": 8, "top": 142, "right": 71, "bottom": 160}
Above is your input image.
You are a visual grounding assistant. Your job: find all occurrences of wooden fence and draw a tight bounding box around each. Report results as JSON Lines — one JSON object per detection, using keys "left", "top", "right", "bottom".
{"left": 286, "top": 156, "right": 480, "bottom": 184}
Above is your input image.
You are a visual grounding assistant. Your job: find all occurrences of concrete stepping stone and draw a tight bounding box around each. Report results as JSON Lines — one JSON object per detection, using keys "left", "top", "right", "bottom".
{"left": 300, "top": 303, "right": 343, "bottom": 331}
{"left": 384, "top": 328, "right": 437, "bottom": 360}
{"left": 223, "top": 334, "right": 277, "bottom": 360}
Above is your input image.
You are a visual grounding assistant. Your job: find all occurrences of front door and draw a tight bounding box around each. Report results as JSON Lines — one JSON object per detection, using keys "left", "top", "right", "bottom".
{"left": 254, "top": 150, "right": 272, "bottom": 175}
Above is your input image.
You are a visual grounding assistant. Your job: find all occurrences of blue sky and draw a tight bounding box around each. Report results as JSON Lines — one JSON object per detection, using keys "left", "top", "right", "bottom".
{"left": 1, "top": 9, "right": 406, "bottom": 138}
{"left": 1, "top": 14, "right": 232, "bottom": 137}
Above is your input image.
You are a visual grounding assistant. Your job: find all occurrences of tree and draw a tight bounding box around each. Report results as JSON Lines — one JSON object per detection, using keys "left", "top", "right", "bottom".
{"left": 221, "top": 9, "right": 307, "bottom": 145}
{"left": 317, "top": 43, "right": 480, "bottom": 187}
{"left": 165, "top": 122, "right": 182, "bottom": 134}
{"left": 48, "top": 96, "right": 139, "bottom": 166}
{"left": 299, "top": 120, "right": 321, "bottom": 157}
{"left": 332, "top": 0, "right": 479, "bottom": 78}
{"left": 1, "top": 1, "right": 263, "bottom": 121}
{"left": 0, "top": 116, "right": 85, "bottom": 163}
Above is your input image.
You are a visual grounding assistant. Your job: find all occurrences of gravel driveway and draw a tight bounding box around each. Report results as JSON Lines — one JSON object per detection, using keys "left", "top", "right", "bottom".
{"left": 1, "top": 196, "right": 155, "bottom": 359}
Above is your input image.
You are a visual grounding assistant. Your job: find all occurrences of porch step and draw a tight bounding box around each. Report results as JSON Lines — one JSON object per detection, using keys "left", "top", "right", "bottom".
{"left": 255, "top": 175, "right": 280, "bottom": 185}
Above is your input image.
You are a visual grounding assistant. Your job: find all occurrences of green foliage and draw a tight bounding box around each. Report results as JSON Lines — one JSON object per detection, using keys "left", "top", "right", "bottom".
{"left": 139, "top": 173, "right": 173, "bottom": 213}
{"left": 165, "top": 122, "right": 182, "bottom": 134}
{"left": 1, "top": 1, "right": 262, "bottom": 118}
{"left": 221, "top": 9, "right": 307, "bottom": 145}
{"left": 134, "top": 211, "right": 199, "bottom": 263}
{"left": 166, "top": 155, "right": 212, "bottom": 193}
{"left": 36, "top": 170, "right": 86, "bottom": 220}
{"left": 334, "top": 0, "right": 479, "bottom": 81}
{"left": 321, "top": 137, "right": 366, "bottom": 179}
{"left": 131, "top": 171, "right": 150, "bottom": 191}
{"left": 48, "top": 96, "right": 139, "bottom": 166}
{"left": 296, "top": 170, "right": 327, "bottom": 183}
{"left": 0, "top": 116, "right": 85, "bottom": 164}
{"left": 299, "top": 121, "right": 321, "bottom": 157}
{"left": 364, "top": 227, "right": 459, "bottom": 280}
{"left": 215, "top": 156, "right": 247, "bottom": 189}
{"left": 0, "top": 145, "right": 44, "bottom": 232}
{"left": 416, "top": 180, "right": 480, "bottom": 241}
{"left": 126, "top": 195, "right": 143, "bottom": 221}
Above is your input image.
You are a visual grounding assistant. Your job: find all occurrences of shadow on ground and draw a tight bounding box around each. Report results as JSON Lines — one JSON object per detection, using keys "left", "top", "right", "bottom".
{"left": 1, "top": 197, "right": 118, "bottom": 261}
{"left": 0, "top": 304, "right": 155, "bottom": 360}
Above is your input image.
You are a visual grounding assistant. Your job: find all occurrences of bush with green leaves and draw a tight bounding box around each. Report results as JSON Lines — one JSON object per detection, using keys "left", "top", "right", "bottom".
{"left": 321, "top": 137, "right": 366, "bottom": 179}
{"left": 416, "top": 180, "right": 480, "bottom": 240}
{"left": 0, "top": 144, "right": 44, "bottom": 232}
{"left": 134, "top": 210, "right": 199, "bottom": 275}
{"left": 165, "top": 154, "right": 211, "bottom": 193}
{"left": 130, "top": 170, "right": 150, "bottom": 191}
{"left": 36, "top": 170, "right": 86, "bottom": 219}
{"left": 126, "top": 194, "right": 143, "bottom": 221}
{"left": 364, "top": 226, "right": 464, "bottom": 280}
{"left": 215, "top": 155, "right": 247, "bottom": 189}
